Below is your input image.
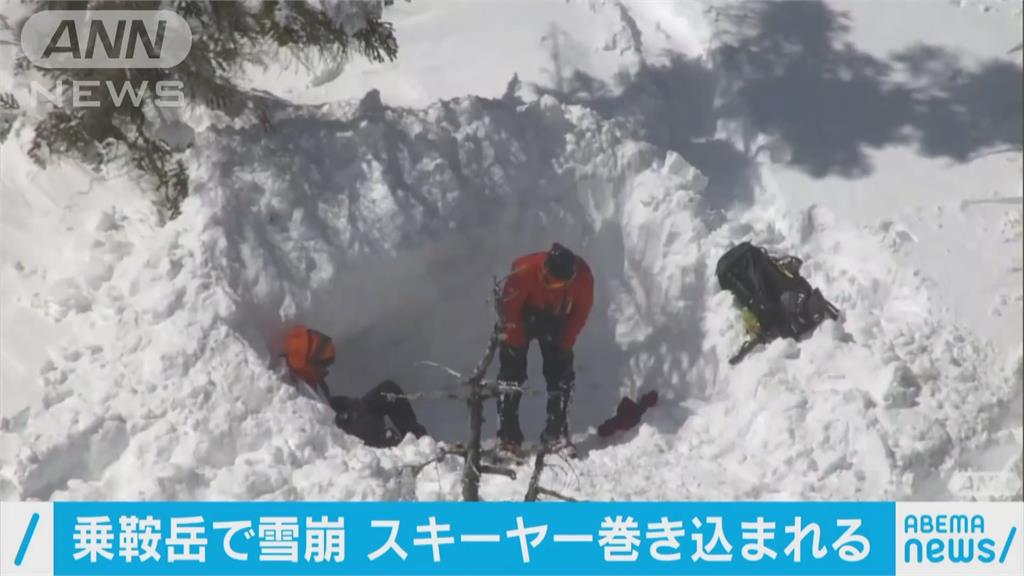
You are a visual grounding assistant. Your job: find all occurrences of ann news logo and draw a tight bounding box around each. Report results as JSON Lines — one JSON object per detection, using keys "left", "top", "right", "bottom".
{"left": 22, "top": 10, "right": 191, "bottom": 68}
{"left": 897, "top": 502, "right": 1023, "bottom": 576}
{"left": 19, "top": 10, "right": 191, "bottom": 108}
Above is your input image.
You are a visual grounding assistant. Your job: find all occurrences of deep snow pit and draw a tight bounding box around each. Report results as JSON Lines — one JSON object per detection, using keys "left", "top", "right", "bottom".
{"left": 1, "top": 0, "right": 1020, "bottom": 502}
{"left": 4, "top": 87, "right": 1017, "bottom": 502}
{"left": 1, "top": 91, "right": 721, "bottom": 500}
{"left": 199, "top": 91, "right": 715, "bottom": 443}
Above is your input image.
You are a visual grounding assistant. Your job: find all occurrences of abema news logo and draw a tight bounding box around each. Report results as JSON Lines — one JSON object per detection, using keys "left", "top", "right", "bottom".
{"left": 897, "top": 502, "right": 1023, "bottom": 576}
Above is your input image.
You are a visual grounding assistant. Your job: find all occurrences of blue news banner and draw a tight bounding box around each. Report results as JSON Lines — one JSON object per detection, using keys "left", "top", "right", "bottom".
{"left": 4, "top": 500, "right": 1022, "bottom": 575}
{"left": 43, "top": 502, "right": 890, "bottom": 575}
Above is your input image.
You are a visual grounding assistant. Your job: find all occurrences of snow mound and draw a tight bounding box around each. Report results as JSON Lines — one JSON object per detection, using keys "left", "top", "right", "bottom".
{"left": 3, "top": 82, "right": 1019, "bottom": 501}
{"left": 0, "top": 88, "right": 708, "bottom": 499}
{"left": 1, "top": 0, "right": 1019, "bottom": 502}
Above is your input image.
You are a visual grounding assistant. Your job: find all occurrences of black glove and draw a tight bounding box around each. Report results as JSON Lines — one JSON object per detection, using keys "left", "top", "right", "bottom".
{"left": 328, "top": 396, "right": 360, "bottom": 431}
{"left": 523, "top": 309, "right": 563, "bottom": 345}
{"left": 382, "top": 427, "right": 400, "bottom": 447}
{"left": 333, "top": 405, "right": 358, "bottom": 431}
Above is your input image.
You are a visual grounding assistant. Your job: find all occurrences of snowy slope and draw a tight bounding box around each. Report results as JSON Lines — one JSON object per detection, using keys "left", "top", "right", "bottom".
{"left": 1, "top": 0, "right": 1021, "bottom": 502}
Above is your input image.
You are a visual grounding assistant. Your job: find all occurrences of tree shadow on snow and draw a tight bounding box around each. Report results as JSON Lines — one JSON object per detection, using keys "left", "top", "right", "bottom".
{"left": 538, "top": 54, "right": 758, "bottom": 230}
{"left": 717, "top": 1, "right": 1022, "bottom": 177}
{"left": 539, "top": 0, "right": 1021, "bottom": 192}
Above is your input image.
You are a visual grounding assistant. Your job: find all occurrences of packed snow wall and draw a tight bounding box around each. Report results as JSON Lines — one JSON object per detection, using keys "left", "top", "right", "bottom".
{"left": 188, "top": 90, "right": 718, "bottom": 442}
{"left": 4, "top": 84, "right": 1017, "bottom": 502}
{"left": 0, "top": 89, "right": 724, "bottom": 499}
{"left": 2, "top": 0, "right": 1019, "bottom": 502}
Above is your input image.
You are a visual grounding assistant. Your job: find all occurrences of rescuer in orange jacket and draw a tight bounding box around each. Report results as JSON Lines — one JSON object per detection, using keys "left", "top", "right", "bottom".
{"left": 496, "top": 243, "right": 594, "bottom": 455}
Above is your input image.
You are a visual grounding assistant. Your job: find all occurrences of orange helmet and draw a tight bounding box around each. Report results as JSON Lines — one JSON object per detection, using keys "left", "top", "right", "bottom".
{"left": 284, "top": 326, "right": 336, "bottom": 385}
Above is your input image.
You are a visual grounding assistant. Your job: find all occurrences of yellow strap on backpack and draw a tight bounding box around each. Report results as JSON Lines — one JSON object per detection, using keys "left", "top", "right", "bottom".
{"left": 741, "top": 307, "right": 762, "bottom": 337}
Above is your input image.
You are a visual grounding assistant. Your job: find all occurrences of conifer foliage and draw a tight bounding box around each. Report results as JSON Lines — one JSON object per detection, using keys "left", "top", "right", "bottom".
{"left": 18, "top": 1, "right": 398, "bottom": 220}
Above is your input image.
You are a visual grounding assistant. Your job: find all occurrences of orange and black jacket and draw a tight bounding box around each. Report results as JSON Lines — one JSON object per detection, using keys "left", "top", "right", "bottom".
{"left": 501, "top": 251, "right": 594, "bottom": 350}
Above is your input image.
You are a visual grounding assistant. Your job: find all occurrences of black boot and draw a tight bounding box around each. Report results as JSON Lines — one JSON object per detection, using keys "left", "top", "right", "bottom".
{"left": 540, "top": 377, "right": 573, "bottom": 449}
{"left": 496, "top": 382, "right": 525, "bottom": 447}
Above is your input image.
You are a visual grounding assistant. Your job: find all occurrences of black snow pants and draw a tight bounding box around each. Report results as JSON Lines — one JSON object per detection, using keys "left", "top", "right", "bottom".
{"left": 496, "top": 310, "right": 575, "bottom": 445}
{"left": 328, "top": 380, "right": 427, "bottom": 448}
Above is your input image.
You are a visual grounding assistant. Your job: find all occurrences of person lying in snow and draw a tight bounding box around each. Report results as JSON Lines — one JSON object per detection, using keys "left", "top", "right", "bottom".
{"left": 282, "top": 325, "right": 428, "bottom": 448}
{"left": 716, "top": 242, "right": 841, "bottom": 364}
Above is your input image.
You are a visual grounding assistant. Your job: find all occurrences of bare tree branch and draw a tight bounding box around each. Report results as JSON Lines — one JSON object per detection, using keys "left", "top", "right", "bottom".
{"left": 480, "top": 464, "right": 517, "bottom": 480}
{"left": 461, "top": 277, "right": 506, "bottom": 501}
{"left": 536, "top": 487, "right": 578, "bottom": 502}
{"left": 524, "top": 451, "right": 547, "bottom": 502}
{"left": 525, "top": 448, "right": 581, "bottom": 502}
{"left": 417, "top": 360, "right": 464, "bottom": 380}
{"left": 404, "top": 446, "right": 460, "bottom": 477}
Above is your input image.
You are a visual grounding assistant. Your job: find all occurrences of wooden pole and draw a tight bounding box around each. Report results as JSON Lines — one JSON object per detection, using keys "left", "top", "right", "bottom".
{"left": 461, "top": 278, "right": 504, "bottom": 501}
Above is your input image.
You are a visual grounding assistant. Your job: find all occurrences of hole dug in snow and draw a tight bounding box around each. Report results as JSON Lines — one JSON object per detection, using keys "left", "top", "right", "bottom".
{"left": 199, "top": 93, "right": 717, "bottom": 443}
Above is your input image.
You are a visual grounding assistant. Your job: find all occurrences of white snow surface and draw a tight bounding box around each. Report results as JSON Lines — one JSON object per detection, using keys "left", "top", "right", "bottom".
{"left": 1, "top": 0, "right": 1021, "bottom": 502}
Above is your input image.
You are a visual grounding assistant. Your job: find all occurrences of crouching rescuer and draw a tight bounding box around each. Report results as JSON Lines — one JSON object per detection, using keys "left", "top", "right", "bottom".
{"left": 497, "top": 243, "right": 594, "bottom": 456}
{"left": 283, "top": 326, "right": 428, "bottom": 448}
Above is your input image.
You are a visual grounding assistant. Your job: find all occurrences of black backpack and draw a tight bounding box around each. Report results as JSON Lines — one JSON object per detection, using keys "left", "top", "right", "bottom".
{"left": 716, "top": 242, "right": 840, "bottom": 363}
